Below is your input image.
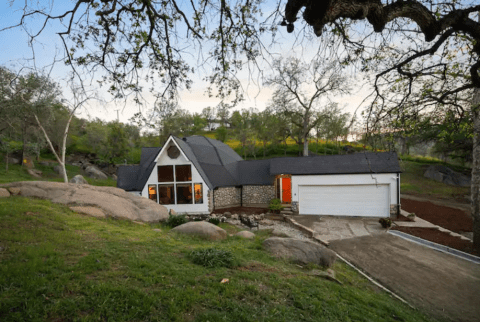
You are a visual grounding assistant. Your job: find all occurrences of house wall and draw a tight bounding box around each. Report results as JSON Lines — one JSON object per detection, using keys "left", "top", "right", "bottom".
{"left": 291, "top": 173, "right": 400, "bottom": 217}
{"left": 141, "top": 140, "right": 210, "bottom": 214}
{"left": 213, "top": 187, "right": 241, "bottom": 209}
{"left": 242, "top": 185, "right": 275, "bottom": 207}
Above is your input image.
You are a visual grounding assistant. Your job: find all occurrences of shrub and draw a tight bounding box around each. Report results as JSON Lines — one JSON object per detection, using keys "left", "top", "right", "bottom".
{"left": 208, "top": 217, "right": 220, "bottom": 225}
{"left": 268, "top": 198, "right": 284, "bottom": 213}
{"left": 165, "top": 214, "right": 188, "bottom": 228}
{"left": 189, "top": 248, "right": 235, "bottom": 268}
{"left": 379, "top": 218, "right": 392, "bottom": 228}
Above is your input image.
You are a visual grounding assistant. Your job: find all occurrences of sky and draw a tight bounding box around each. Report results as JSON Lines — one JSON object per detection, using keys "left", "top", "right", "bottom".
{"left": 0, "top": 0, "right": 370, "bottom": 126}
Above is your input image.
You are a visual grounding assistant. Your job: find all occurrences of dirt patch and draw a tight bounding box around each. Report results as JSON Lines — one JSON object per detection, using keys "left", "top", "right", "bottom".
{"left": 392, "top": 227, "right": 478, "bottom": 256}
{"left": 214, "top": 207, "right": 268, "bottom": 215}
{"left": 401, "top": 198, "right": 472, "bottom": 233}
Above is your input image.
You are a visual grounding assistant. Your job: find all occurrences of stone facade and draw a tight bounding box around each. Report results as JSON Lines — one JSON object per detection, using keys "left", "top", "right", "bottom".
{"left": 390, "top": 204, "right": 400, "bottom": 218}
{"left": 208, "top": 190, "right": 214, "bottom": 212}
{"left": 213, "top": 186, "right": 241, "bottom": 209}
{"left": 291, "top": 201, "right": 298, "bottom": 214}
{"left": 242, "top": 185, "right": 275, "bottom": 207}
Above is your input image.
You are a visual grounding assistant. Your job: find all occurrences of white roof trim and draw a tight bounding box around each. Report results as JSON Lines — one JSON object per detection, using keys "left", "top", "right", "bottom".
{"left": 154, "top": 135, "right": 189, "bottom": 163}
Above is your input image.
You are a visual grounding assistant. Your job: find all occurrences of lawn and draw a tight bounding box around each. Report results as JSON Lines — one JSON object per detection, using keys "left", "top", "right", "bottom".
{"left": 0, "top": 197, "right": 434, "bottom": 321}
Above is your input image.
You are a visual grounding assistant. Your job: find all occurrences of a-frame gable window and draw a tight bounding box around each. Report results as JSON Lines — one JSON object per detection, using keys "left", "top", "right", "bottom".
{"left": 155, "top": 164, "right": 202, "bottom": 205}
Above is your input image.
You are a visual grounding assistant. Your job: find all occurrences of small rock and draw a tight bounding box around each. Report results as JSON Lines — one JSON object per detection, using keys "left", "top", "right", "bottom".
{"left": 263, "top": 237, "right": 336, "bottom": 268}
{"left": 223, "top": 212, "right": 232, "bottom": 218}
{"left": 5, "top": 156, "right": 20, "bottom": 165}
{"left": 235, "top": 231, "right": 255, "bottom": 239}
{"left": 0, "top": 188, "right": 11, "bottom": 198}
{"left": 231, "top": 214, "right": 239, "bottom": 220}
{"left": 38, "top": 161, "right": 50, "bottom": 167}
{"left": 169, "top": 209, "right": 177, "bottom": 215}
{"left": 27, "top": 169, "right": 42, "bottom": 178}
{"left": 259, "top": 219, "right": 274, "bottom": 226}
{"left": 132, "top": 221, "right": 145, "bottom": 225}
{"left": 112, "top": 174, "right": 118, "bottom": 180}
{"left": 7, "top": 187, "right": 21, "bottom": 195}
{"left": 69, "top": 175, "right": 88, "bottom": 184}
{"left": 153, "top": 229, "right": 162, "bottom": 232}
{"left": 210, "top": 213, "right": 217, "bottom": 218}
{"left": 171, "top": 221, "right": 227, "bottom": 240}
{"left": 85, "top": 165, "right": 108, "bottom": 180}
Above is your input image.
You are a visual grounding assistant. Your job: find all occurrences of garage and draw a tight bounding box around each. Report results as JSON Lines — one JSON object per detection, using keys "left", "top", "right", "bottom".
{"left": 298, "top": 184, "right": 390, "bottom": 217}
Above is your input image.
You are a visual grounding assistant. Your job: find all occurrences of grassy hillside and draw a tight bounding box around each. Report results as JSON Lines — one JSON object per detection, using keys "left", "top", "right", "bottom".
{"left": 0, "top": 197, "right": 433, "bottom": 321}
{"left": 0, "top": 162, "right": 116, "bottom": 186}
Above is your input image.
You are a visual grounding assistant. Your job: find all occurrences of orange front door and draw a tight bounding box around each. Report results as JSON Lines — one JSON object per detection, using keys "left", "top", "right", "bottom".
{"left": 281, "top": 177, "right": 292, "bottom": 203}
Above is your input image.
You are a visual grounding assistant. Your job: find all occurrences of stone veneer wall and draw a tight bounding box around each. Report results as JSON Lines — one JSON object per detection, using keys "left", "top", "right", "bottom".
{"left": 242, "top": 185, "right": 275, "bottom": 207}
{"left": 207, "top": 190, "right": 214, "bottom": 213}
{"left": 213, "top": 187, "right": 241, "bottom": 209}
{"left": 390, "top": 204, "right": 400, "bottom": 218}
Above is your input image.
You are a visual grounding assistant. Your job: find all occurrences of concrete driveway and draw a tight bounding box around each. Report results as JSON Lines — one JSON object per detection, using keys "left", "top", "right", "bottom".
{"left": 330, "top": 234, "right": 480, "bottom": 322}
{"left": 293, "top": 215, "right": 386, "bottom": 242}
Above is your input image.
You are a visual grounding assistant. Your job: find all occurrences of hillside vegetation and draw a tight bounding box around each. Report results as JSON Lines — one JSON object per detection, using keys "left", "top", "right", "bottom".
{"left": 0, "top": 197, "right": 433, "bottom": 321}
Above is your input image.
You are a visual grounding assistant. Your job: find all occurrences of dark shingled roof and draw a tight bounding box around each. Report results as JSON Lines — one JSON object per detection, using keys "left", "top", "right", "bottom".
{"left": 116, "top": 136, "right": 401, "bottom": 192}
{"left": 270, "top": 152, "right": 401, "bottom": 175}
{"left": 116, "top": 147, "right": 161, "bottom": 191}
{"left": 116, "top": 165, "right": 141, "bottom": 191}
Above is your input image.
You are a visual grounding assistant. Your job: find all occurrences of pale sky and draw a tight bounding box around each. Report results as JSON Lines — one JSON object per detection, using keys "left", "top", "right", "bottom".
{"left": 0, "top": 0, "right": 371, "bottom": 125}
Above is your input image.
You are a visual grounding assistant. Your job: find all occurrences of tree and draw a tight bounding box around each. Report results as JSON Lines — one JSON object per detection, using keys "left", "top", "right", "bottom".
{"left": 231, "top": 109, "right": 253, "bottom": 159}
{"left": 201, "top": 107, "right": 217, "bottom": 131}
{"left": 281, "top": 1, "right": 480, "bottom": 251}
{"left": 266, "top": 57, "right": 350, "bottom": 156}
{"left": 0, "top": 67, "right": 58, "bottom": 164}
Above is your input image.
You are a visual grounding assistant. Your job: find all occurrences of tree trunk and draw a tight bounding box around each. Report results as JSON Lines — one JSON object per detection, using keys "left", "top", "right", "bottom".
{"left": 303, "top": 137, "right": 309, "bottom": 156}
{"left": 21, "top": 120, "right": 27, "bottom": 166}
{"left": 471, "top": 88, "right": 480, "bottom": 252}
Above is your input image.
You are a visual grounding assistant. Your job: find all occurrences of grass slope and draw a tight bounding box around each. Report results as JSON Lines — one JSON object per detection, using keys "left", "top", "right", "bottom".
{"left": 0, "top": 197, "right": 433, "bottom": 321}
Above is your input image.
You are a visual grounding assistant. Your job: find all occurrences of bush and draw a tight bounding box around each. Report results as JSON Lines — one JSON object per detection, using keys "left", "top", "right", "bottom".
{"left": 165, "top": 214, "right": 188, "bottom": 228}
{"left": 379, "top": 218, "right": 392, "bottom": 228}
{"left": 208, "top": 217, "right": 220, "bottom": 225}
{"left": 268, "top": 198, "right": 284, "bottom": 213}
{"left": 189, "top": 248, "right": 235, "bottom": 268}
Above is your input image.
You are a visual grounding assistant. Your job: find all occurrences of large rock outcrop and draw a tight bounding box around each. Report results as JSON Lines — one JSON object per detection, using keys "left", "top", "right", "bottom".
{"left": 171, "top": 222, "right": 228, "bottom": 240}
{"left": 424, "top": 165, "right": 471, "bottom": 187}
{"left": 263, "top": 237, "right": 336, "bottom": 267}
{"left": 0, "top": 181, "right": 168, "bottom": 223}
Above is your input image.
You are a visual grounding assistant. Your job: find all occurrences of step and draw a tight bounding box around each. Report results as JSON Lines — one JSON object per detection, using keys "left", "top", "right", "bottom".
{"left": 280, "top": 210, "right": 293, "bottom": 215}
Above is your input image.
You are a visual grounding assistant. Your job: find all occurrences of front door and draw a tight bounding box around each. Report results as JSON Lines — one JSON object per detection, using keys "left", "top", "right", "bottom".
{"left": 281, "top": 177, "right": 292, "bottom": 203}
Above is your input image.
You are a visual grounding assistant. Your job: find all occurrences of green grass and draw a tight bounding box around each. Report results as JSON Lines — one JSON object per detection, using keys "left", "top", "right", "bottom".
{"left": 400, "top": 160, "right": 470, "bottom": 197}
{"left": 0, "top": 162, "right": 116, "bottom": 187}
{"left": 0, "top": 197, "right": 434, "bottom": 321}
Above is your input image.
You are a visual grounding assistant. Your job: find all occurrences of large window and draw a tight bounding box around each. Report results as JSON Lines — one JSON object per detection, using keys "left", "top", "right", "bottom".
{"left": 176, "top": 184, "right": 193, "bottom": 204}
{"left": 175, "top": 165, "right": 192, "bottom": 182}
{"left": 158, "top": 165, "right": 174, "bottom": 182}
{"left": 148, "top": 185, "right": 157, "bottom": 202}
{"left": 158, "top": 184, "right": 175, "bottom": 204}
{"left": 194, "top": 183, "right": 203, "bottom": 204}
{"left": 155, "top": 164, "right": 202, "bottom": 205}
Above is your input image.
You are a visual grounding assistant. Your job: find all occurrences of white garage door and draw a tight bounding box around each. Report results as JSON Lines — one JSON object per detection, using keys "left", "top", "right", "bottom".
{"left": 298, "top": 184, "right": 389, "bottom": 217}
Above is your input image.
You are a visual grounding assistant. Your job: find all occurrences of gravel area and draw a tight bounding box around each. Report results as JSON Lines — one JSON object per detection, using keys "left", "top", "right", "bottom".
{"left": 226, "top": 219, "right": 310, "bottom": 240}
